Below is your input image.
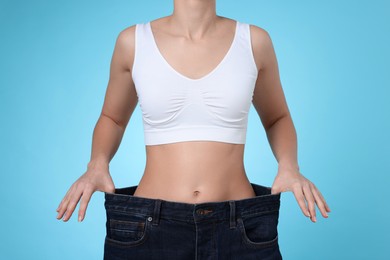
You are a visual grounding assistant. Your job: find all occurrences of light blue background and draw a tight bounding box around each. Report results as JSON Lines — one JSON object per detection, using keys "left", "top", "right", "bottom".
{"left": 1, "top": 0, "right": 389, "bottom": 259}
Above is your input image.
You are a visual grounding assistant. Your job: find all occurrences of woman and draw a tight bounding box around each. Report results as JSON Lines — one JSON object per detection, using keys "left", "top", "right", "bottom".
{"left": 56, "top": 0, "right": 331, "bottom": 259}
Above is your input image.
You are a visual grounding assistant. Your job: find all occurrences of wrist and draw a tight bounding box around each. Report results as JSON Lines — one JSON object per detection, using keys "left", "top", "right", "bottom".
{"left": 87, "top": 159, "right": 109, "bottom": 171}
{"left": 278, "top": 160, "right": 299, "bottom": 172}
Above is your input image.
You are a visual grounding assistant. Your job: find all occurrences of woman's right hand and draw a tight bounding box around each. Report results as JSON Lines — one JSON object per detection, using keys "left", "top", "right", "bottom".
{"left": 56, "top": 163, "right": 115, "bottom": 222}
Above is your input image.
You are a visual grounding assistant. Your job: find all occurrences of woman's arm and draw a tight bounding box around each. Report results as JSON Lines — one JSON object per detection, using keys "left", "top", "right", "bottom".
{"left": 88, "top": 25, "right": 138, "bottom": 168}
{"left": 56, "top": 25, "right": 138, "bottom": 222}
{"left": 250, "top": 25, "right": 331, "bottom": 222}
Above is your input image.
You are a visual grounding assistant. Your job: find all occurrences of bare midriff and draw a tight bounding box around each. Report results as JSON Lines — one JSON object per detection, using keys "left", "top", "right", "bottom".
{"left": 133, "top": 141, "right": 256, "bottom": 203}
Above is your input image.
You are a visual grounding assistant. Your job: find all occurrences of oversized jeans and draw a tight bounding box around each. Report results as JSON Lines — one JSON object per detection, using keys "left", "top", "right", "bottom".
{"left": 103, "top": 183, "right": 283, "bottom": 260}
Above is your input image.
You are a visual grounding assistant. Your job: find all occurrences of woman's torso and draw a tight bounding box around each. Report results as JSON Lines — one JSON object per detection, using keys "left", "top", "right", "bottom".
{"left": 136, "top": 142, "right": 255, "bottom": 203}
{"left": 130, "top": 16, "right": 261, "bottom": 203}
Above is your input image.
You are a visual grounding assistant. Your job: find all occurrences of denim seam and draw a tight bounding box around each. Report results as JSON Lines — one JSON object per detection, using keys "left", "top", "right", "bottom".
{"left": 106, "top": 209, "right": 152, "bottom": 218}
{"left": 241, "top": 208, "right": 279, "bottom": 218}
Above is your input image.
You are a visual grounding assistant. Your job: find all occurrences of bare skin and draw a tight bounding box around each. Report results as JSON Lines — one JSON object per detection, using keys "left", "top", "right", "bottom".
{"left": 56, "top": 0, "right": 331, "bottom": 224}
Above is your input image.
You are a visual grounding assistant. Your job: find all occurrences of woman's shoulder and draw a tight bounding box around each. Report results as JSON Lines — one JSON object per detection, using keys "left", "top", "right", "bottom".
{"left": 109, "top": 24, "right": 137, "bottom": 71}
{"left": 248, "top": 23, "right": 272, "bottom": 46}
{"left": 247, "top": 23, "right": 276, "bottom": 71}
{"left": 117, "top": 24, "right": 137, "bottom": 44}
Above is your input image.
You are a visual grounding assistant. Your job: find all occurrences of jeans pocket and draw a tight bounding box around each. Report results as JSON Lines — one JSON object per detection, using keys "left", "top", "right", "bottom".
{"left": 105, "top": 210, "right": 152, "bottom": 247}
{"left": 237, "top": 210, "right": 279, "bottom": 249}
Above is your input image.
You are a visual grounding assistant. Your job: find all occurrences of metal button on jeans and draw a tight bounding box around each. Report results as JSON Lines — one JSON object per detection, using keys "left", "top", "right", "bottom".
{"left": 196, "top": 209, "right": 213, "bottom": 215}
{"left": 196, "top": 209, "right": 205, "bottom": 215}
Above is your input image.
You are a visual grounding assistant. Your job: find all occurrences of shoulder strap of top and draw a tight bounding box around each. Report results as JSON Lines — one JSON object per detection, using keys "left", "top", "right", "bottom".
{"left": 132, "top": 23, "right": 155, "bottom": 78}
{"left": 238, "top": 21, "right": 252, "bottom": 50}
{"left": 134, "top": 23, "right": 148, "bottom": 56}
{"left": 234, "top": 21, "right": 258, "bottom": 75}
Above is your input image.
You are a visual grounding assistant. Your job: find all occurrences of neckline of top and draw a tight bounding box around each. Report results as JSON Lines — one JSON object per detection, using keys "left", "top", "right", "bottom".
{"left": 146, "top": 20, "right": 240, "bottom": 82}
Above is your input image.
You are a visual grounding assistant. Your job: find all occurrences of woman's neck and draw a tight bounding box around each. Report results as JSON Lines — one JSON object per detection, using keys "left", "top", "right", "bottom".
{"left": 169, "top": 0, "right": 219, "bottom": 39}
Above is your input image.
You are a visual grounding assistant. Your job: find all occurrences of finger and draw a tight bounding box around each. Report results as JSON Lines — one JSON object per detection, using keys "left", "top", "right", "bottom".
{"left": 56, "top": 194, "right": 66, "bottom": 212}
{"left": 63, "top": 187, "right": 83, "bottom": 222}
{"left": 56, "top": 184, "right": 74, "bottom": 213}
{"left": 316, "top": 189, "right": 330, "bottom": 212}
{"left": 56, "top": 185, "right": 75, "bottom": 220}
{"left": 310, "top": 184, "right": 328, "bottom": 218}
{"left": 315, "top": 186, "right": 331, "bottom": 212}
{"left": 302, "top": 184, "right": 316, "bottom": 222}
{"left": 292, "top": 185, "right": 310, "bottom": 218}
{"left": 56, "top": 196, "right": 69, "bottom": 220}
{"left": 78, "top": 187, "right": 94, "bottom": 222}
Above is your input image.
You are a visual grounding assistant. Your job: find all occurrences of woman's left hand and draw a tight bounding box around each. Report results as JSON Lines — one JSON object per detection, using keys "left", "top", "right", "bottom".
{"left": 271, "top": 165, "right": 331, "bottom": 223}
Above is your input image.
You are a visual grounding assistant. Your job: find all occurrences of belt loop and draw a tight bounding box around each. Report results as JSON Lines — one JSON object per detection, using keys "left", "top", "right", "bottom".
{"left": 229, "top": 200, "right": 236, "bottom": 229}
{"left": 152, "top": 199, "right": 162, "bottom": 226}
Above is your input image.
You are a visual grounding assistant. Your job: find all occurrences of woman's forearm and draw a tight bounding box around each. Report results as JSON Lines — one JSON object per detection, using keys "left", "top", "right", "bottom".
{"left": 87, "top": 115, "right": 126, "bottom": 170}
{"left": 266, "top": 115, "right": 331, "bottom": 221}
{"left": 265, "top": 115, "right": 300, "bottom": 172}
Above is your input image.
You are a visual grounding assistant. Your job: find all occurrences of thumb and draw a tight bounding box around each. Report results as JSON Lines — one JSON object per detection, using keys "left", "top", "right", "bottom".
{"left": 100, "top": 174, "right": 115, "bottom": 193}
{"left": 271, "top": 185, "right": 280, "bottom": 194}
{"left": 104, "top": 180, "right": 115, "bottom": 193}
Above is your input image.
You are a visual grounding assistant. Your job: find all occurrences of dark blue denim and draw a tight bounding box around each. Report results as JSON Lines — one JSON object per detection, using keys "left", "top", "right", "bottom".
{"left": 103, "top": 183, "right": 283, "bottom": 260}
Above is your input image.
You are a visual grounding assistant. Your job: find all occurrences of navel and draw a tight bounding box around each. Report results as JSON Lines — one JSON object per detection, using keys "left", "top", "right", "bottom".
{"left": 193, "top": 190, "right": 200, "bottom": 196}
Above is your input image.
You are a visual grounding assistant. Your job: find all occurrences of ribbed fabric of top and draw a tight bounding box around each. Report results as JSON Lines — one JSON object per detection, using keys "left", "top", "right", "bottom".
{"left": 132, "top": 20, "right": 258, "bottom": 146}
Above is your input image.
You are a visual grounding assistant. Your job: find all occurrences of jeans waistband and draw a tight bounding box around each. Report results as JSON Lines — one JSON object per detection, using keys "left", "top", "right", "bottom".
{"left": 104, "top": 183, "right": 281, "bottom": 225}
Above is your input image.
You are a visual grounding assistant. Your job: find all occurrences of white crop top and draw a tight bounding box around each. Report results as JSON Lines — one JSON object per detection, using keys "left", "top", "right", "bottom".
{"left": 132, "top": 20, "right": 259, "bottom": 145}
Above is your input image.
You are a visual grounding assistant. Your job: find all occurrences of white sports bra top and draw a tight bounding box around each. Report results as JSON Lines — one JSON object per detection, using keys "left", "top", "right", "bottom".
{"left": 132, "top": 20, "right": 259, "bottom": 145}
